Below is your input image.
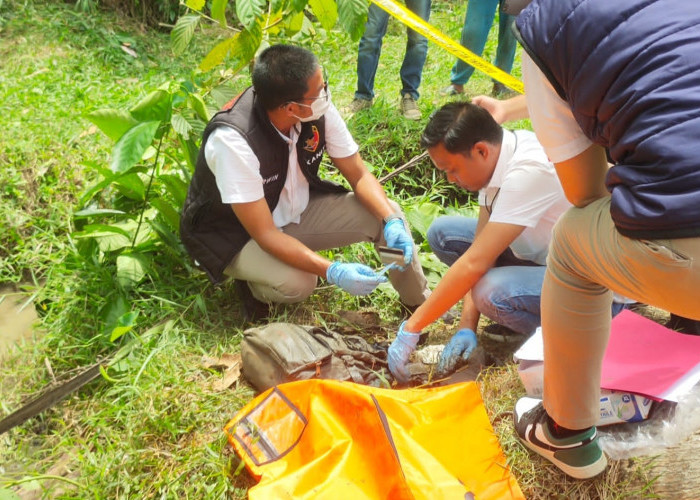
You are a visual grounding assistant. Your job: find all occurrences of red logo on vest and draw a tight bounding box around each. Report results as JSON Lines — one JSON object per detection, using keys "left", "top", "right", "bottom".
{"left": 303, "top": 125, "right": 320, "bottom": 152}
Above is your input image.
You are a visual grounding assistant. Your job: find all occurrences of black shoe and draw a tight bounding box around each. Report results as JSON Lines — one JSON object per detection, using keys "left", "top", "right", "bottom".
{"left": 667, "top": 314, "right": 700, "bottom": 335}
{"left": 234, "top": 280, "right": 271, "bottom": 322}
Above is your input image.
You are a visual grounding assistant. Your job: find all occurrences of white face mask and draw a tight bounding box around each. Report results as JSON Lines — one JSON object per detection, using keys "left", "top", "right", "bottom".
{"left": 293, "top": 87, "right": 331, "bottom": 122}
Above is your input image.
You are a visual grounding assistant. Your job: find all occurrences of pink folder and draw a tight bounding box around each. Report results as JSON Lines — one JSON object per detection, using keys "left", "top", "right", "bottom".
{"left": 601, "top": 310, "right": 700, "bottom": 402}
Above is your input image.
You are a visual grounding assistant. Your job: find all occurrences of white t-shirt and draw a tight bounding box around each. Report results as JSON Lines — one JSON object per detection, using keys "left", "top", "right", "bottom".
{"left": 478, "top": 129, "right": 572, "bottom": 265}
{"left": 204, "top": 102, "right": 358, "bottom": 228}
{"left": 522, "top": 54, "right": 635, "bottom": 305}
{"left": 521, "top": 53, "right": 592, "bottom": 163}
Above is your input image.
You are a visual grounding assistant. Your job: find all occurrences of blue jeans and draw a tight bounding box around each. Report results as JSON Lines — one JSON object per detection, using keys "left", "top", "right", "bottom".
{"left": 450, "top": 0, "right": 517, "bottom": 86}
{"left": 427, "top": 216, "right": 628, "bottom": 335}
{"left": 355, "top": 0, "right": 431, "bottom": 101}
{"left": 428, "top": 216, "right": 543, "bottom": 335}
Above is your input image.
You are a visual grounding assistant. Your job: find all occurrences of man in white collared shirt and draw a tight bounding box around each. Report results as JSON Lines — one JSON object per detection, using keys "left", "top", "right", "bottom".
{"left": 180, "top": 45, "right": 430, "bottom": 322}
{"left": 389, "top": 101, "right": 588, "bottom": 382}
{"left": 423, "top": 104, "right": 571, "bottom": 342}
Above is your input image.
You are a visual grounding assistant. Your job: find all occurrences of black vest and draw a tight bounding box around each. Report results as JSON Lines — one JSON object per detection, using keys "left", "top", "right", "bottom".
{"left": 179, "top": 87, "right": 347, "bottom": 283}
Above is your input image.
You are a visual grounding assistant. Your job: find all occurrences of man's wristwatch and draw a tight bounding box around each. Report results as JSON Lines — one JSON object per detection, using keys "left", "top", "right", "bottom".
{"left": 382, "top": 213, "right": 403, "bottom": 227}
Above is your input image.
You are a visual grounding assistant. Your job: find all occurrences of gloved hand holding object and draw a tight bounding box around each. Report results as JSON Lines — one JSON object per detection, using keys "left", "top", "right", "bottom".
{"left": 436, "top": 328, "right": 478, "bottom": 377}
{"left": 326, "top": 262, "right": 386, "bottom": 296}
{"left": 388, "top": 321, "right": 421, "bottom": 384}
{"left": 383, "top": 217, "right": 413, "bottom": 266}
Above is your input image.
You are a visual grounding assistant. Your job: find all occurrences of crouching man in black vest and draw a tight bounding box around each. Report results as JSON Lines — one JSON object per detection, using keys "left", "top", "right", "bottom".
{"left": 180, "top": 44, "right": 430, "bottom": 320}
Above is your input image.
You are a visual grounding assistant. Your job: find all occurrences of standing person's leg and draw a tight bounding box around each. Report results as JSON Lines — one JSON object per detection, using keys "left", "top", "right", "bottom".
{"left": 450, "top": 0, "right": 498, "bottom": 86}
{"left": 355, "top": 4, "right": 390, "bottom": 101}
{"left": 493, "top": 7, "right": 517, "bottom": 74}
{"left": 284, "top": 192, "right": 430, "bottom": 306}
{"left": 472, "top": 266, "right": 544, "bottom": 336}
{"left": 491, "top": 6, "right": 518, "bottom": 95}
{"left": 399, "top": 0, "right": 431, "bottom": 99}
{"left": 541, "top": 198, "right": 700, "bottom": 431}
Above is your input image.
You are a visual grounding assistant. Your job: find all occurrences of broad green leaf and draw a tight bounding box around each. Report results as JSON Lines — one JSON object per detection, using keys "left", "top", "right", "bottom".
{"left": 79, "top": 164, "right": 119, "bottom": 206}
{"left": 210, "top": 85, "right": 238, "bottom": 108}
{"left": 110, "top": 310, "right": 139, "bottom": 341}
{"left": 337, "top": 0, "right": 368, "bottom": 41}
{"left": 86, "top": 109, "right": 139, "bottom": 142}
{"left": 308, "top": 0, "right": 337, "bottom": 30}
{"left": 113, "top": 173, "right": 146, "bottom": 201}
{"left": 264, "top": 11, "right": 284, "bottom": 35}
{"left": 199, "top": 38, "right": 236, "bottom": 72}
{"left": 130, "top": 90, "right": 172, "bottom": 123}
{"left": 117, "top": 212, "right": 159, "bottom": 250}
{"left": 185, "top": 115, "right": 206, "bottom": 136}
{"left": 0, "top": 488, "right": 21, "bottom": 500}
{"left": 171, "top": 113, "right": 193, "bottom": 137}
{"left": 235, "top": 0, "right": 265, "bottom": 29}
{"left": 284, "top": 10, "right": 305, "bottom": 34}
{"left": 74, "top": 224, "right": 132, "bottom": 252}
{"left": 200, "top": 23, "right": 262, "bottom": 72}
{"left": 270, "top": 0, "right": 286, "bottom": 14}
{"left": 289, "top": 0, "right": 307, "bottom": 14}
{"left": 211, "top": 0, "right": 229, "bottom": 26}
{"left": 405, "top": 202, "right": 441, "bottom": 239}
{"left": 74, "top": 218, "right": 154, "bottom": 252}
{"left": 171, "top": 14, "right": 200, "bottom": 55}
{"left": 150, "top": 196, "right": 180, "bottom": 230}
{"left": 228, "top": 23, "right": 263, "bottom": 72}
{"left": 74, "top": 208, "right": 126, "bottom": 218}
{"left": 158, "top": 174, "right": 189, "bottom": 206}
{"left": 179, "top": 136, "right": 198, "bottom": 172}
{"left": 189, "top": 93, "right": 210, "bottom": 121}
{"left": 74, "top": 223, "right": 132, "bottom": 239}
{"left": 110, "top": 121, "right": 160, "bottom": 173}
{"left": 117, "top": 253, "right": 149, "bottom": 288}
{"left": 101, "top": 294, "right": 128, "bottom": 335}
{"left": 185, "top": 0, "right": 205, "bottom": 11}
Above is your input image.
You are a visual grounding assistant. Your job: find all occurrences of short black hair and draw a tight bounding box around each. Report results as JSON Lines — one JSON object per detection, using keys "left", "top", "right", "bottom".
{"left": 420, "top": 102, "right": 503, "bottom": 154}
{"left": 252, "top": 44, "right": 320, "bottom": 110}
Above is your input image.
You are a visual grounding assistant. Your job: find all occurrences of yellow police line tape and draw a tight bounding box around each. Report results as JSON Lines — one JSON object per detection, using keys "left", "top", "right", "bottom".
{"left": 370, "top": 0, "right": 524, "bottom": 95}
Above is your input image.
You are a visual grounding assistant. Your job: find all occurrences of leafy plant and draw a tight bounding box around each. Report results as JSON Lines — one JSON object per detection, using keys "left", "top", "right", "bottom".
{"left": 75, "top": 77, "right": 229, "bottom": 290}
{"left": 171, "top": 0, "right": 369, "bottom": 73}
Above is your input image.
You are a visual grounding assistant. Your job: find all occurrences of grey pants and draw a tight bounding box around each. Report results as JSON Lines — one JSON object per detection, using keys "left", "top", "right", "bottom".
{"left": 224, "top": 192, "right": 430, "bottom": 306}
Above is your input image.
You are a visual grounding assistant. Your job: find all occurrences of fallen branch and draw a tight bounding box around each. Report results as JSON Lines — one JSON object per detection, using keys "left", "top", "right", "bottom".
{"left": 377, "top": 151, "right": 429, "bottom": 184}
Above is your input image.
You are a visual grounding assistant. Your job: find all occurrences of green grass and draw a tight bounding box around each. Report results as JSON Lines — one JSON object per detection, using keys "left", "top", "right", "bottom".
{"left": 0, "top": 1, "right": 658, "bottom": 498}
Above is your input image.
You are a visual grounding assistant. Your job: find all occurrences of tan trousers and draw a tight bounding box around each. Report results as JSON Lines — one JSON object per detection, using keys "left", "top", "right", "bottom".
{"left": 542, "top": 196, "right": 700, "bottom": 429}
{"left": 224, "top": 192, "right": 430, "bottom": 306}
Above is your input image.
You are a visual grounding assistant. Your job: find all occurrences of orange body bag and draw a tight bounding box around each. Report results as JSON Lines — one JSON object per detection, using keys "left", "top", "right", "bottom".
{"left": 225, "top": 379, "right": 524, "bottom": 499}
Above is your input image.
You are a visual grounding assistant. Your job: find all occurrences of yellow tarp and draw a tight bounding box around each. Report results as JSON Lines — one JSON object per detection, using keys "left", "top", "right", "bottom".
{"left": 225, "top": 379, "right": 524, "bottom": 499}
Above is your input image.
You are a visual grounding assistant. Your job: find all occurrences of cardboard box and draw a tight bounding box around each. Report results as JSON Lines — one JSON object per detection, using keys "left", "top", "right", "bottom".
{"left": 514, "top": 329, "right": 653, "bottom": 426}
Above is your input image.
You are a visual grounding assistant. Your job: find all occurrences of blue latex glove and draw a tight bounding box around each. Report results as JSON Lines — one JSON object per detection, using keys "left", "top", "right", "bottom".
{"left": 436, "top": 328, "right": 478, "bottom": 376}
{"left": 388, "top": 321, "right": 421, "bottom": 384}
{"left": 383, "top": 218, "right": 413, "bottom": 266}
{"left": 326, "top": 262, "right": 387, "bottom": 296}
